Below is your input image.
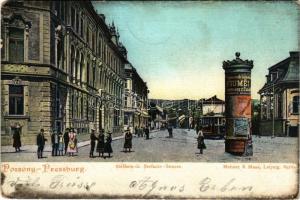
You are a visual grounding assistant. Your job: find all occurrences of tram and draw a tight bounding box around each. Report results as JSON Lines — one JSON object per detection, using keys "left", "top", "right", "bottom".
{"left": 199, "top": 115, "right": 225, "bottom": 139}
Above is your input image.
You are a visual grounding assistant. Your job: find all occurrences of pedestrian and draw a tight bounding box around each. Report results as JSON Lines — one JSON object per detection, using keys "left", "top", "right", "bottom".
{"left": 36, "top": 129, "right": 47, "bottom": 159}
{"left": 12, "top": 124, "right": 21, "bottom": 152}
{"left": 104, "top": 132, "right": 113, "bottom": 158}
{"left": 96, "top": 129, "right": 105, "bottom": 157}
{"left": 58, "top": 131, "right": 64, "bottom": 156}
{"left": 167, "top": 124, "right": 173, "bottom": 138}
{"left": 135, "top": 126, "right": 139, "bottom": 137}
{"left": 63, "top": 128, "right": 70, "bottom": 155}
{"left": 89, "top": 129, "right": 97, "bottom": 158}
{"left": 51, "top": 130, "right": 59, "bottom": 156}
{"left": 123, "top": 128, "right": 133, "bottom": 152}
{"left": 139, "top": 126, "right": 144, "bottom": 138}
{"left": 67, "top": 129, "right": 77, "bottom": 156}
{"left": 197, "top": 126, "right": 206, "bottom": 154}
{"left": 144, "top": 126, "right": 150, "bottom": 139}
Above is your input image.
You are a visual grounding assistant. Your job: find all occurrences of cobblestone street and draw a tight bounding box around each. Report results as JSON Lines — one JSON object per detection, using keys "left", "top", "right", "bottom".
{"left": 1, "top": 129, "right": 298, "bottom": 163}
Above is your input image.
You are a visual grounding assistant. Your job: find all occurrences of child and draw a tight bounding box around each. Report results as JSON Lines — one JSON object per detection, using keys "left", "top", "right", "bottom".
{"left": 197, "top": 127, "right": 206, "bottom": 154}
{"left": 58, "top": 132, "right": 64, "bottom": 156}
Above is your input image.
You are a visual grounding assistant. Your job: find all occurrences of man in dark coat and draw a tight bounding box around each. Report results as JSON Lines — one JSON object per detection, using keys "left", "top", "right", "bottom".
{"left": 135, "top": 126, "right": 139, "bottom": 137}
{"left": 63, "top": 128, "right": 70, "bottom": 155}
{"left": 51, "top": 130, "right": 59, "bottom": 156}
{"left": 96, "top": 129, "right": 105, "bottom": 157}
{"left": 37, "top": 129, "right": 47, "bottom": 159}
{"left": 167, "top": 124, "right": 173, "bottom": 138}
{"left": 12, "top": 126, "right": 21, "bottom": 152}
{"left": 123, "top": 128, "right": 133, "bottom": 152}
{"left": 89, "top": 129, "right": 97, "bottom": 158}
{"left": 144, "top": 126, "right": 150, "bottom": 140}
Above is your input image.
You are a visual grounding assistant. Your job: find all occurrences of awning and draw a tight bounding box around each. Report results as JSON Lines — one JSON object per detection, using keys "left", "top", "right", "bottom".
{"left": 156, "top": 105, "right": 164, "bottom": 113}
{"left": 178, "top": 115, "right": 186, "bottom": 122}
{"left": 135, "top": 110, "right": 150, "bottom": 118}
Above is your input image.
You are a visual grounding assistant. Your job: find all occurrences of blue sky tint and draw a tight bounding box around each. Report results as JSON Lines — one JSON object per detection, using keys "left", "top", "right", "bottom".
{"left": 93, "top": 1, "right": 298, "bottom": 100}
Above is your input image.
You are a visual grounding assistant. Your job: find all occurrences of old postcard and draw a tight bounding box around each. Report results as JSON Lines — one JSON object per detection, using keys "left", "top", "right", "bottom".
{"left": 1, "top": 0, "right": 299, "bottom": 199}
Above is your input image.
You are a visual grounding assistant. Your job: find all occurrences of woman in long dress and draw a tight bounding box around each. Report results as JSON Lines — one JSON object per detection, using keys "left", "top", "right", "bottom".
{"left": 96, "top": 129, "right": 105, "bottom": 157}
{"left": 12, "top": 128, "right": 21, "bottom": 152}
{"left": 67, "top": 129, "right": 77, "bottom": 156}
{"left": 104, "top": 132, "right": 113, "bottom": 158}
{"left": 123, "top": 129, "right": 133, "bottom": 152}
{"left": 197, "top": 127, "right": 206, "bottom": 154}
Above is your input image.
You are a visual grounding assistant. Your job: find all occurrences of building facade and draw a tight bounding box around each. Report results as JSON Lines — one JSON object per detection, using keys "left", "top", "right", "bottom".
{"left": 258, "top": 51, "right": 299, "bottom": 137}
{"left": 123, "top": 63, "right": 149, "bottom": 130}
{"left": 1, "top": 1, "right": 127, "bottom": 144}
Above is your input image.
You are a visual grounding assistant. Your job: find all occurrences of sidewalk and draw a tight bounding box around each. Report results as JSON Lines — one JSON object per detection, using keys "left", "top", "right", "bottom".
{"left": 1, "top": 129, "right": 160, "bottom": 154}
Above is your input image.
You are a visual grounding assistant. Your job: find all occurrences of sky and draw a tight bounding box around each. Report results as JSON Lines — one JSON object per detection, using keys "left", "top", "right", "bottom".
{"left": 93, "top": 1, "right": 298, "bottom": 100}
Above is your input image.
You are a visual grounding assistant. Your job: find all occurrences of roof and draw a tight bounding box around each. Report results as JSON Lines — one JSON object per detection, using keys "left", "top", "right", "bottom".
{"left": 202, "top": 95, "right": 224, "bottom": 104}
{"left": 258, "top": 52, "right": 299, "bottom": 94}
{"left": 281, "top": 58, "right": 299, "bottom": 82}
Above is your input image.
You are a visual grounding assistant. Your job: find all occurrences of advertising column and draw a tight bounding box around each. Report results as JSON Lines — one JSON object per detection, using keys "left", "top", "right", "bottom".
{"left": 222, "top": 52, "right": 253, "bottom": 156}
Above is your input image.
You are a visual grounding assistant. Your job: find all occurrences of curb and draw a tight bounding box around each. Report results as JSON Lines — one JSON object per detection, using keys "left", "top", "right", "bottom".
{"left": 1, "top": 129, "right": 162, "bottom": 153}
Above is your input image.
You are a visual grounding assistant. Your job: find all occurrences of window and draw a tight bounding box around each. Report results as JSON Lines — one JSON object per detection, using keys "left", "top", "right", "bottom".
{"left": 55, "top": 86, "right": 61, "bottom": 118}
{"left": 70, "top": 47, "right": 75, "bottom": 78}
{"left": 61, "top": 2, "right": 65, "bottom": 21}
{"left": 80, "top": 54, "right": 84, "bottom": 83}
{"left": 92, "top": 34, "right": 95, "bottom": 51}
{"left": 86, "top": 28, "right": 90, "bottom": 46}
{"left": 292, "top": 96, "right": 299, "bottom": 114}
{"left": 80, "top": 96, "right": 84, "bottom": 119}
{"left": 57, "top": 39, "right": 62, "bottom": 69}
{"left": 71, "top": 7, "right": 75, "bottom": 28}
{"left": 54, "top": 1, "right": 61, "bottom": 17}
{"left": 92, "top": 64, "right": 96, "bottom": 87}
{"left": 9, "top": 85, "right": 24, "bottom": 115}
{"left": 87, "top": 62, "right": 90, "bottom": 85}
{"left": 80, "top": 17, "right": 84, "bottom": 37}
{"left": 76, "top": 13, "right": 79, "bottom": 32}
{"left": 125, "top": 97, "right": 128, "bottom": 107}
{"left": 86, "top": 97, "right": 89, "bottom": 120}
{"left": 9, "top": 28, "right": 24, "bottom": 62}
{"left": 71, "top": 94, "right": 74, "bottom": 118}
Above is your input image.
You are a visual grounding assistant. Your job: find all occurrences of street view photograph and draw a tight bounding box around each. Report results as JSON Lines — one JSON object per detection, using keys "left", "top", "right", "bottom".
{"left": 1, "top": 0, "right": 299, "bottom": 164}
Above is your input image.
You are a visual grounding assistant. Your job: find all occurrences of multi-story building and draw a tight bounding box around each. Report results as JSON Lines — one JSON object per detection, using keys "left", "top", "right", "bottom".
{"left": 258, "top": 51, "right": 299, "bottom": 137}
{"left": 1, "top": 1, "right": 126, "bottom": 144}
{"left": 123, "top": 62, "right": 149, "bottom": 130}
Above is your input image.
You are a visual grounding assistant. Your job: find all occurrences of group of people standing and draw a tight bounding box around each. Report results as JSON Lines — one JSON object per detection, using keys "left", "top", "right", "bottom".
{"left": 89, "top": 129, "right": 113, "bottom": 158}
{"left": 36, "top": 128, "right": 79, "bottom": 159}
{"left": 134, "top": 126, "right": 150, "bottom": 139}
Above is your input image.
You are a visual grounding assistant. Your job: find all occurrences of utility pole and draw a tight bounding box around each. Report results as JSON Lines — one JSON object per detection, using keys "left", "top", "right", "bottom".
{"left": 272, "top": 83, "right": 275, "bottom": 138}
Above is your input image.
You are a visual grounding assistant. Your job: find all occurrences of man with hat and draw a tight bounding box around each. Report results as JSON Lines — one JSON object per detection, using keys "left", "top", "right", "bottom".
{"left": 89, "top": 128, "right": 97, "bottom": 158}
{"left": 123, "top": 127, "right": 133, "bottom": 152}
{"left": 63, "top": 128, "right": 70, "bottom": 155}
{"left": 36, "top": 129, "right": 47, "bottom": 159}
